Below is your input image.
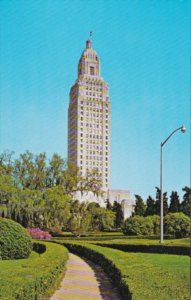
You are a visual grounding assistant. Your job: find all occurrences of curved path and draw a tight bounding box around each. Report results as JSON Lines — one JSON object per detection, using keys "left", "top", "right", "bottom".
{"left": 50, "top": 253, "right": 122, "bottom": 300}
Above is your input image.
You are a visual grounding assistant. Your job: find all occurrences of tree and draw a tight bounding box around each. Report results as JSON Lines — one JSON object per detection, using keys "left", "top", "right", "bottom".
{"left": 105, "top": 199, "right": 113, "bottom": 210}
{"left": 46, "top": 153, "right": 65, "bottom": 187}
{"left": 43, "top": 186, "right": 71, "bottom": 230}
{"left": 155, "top": 187, "right": 168, "bottom": 216}
{"left": 112, "top": 201, "right": 123, "bottom": 228}
{"left": 145, "top": 196, "right": 156, "bottom": 216}
{"left": 169, "top": 191, "right": 180, "bottom": 213}
{"left": 180, "top": 186, "right": 190, "bottom": 217}
{"left": 164, "top": 212, "right": 190, "bottom": 238}
{"left": 68, "top": 200, "right": 91, "bottom": 237}
{"left": 0, "top": 150, "right": 14, "bottom": 175}
{"left": 62, "top": 162, "right": 79, "bottom": 195}
{"left": 78, "top": 168, "right": 103, "bottom": 197}
{"left": 134, "top": 195, "right": 146, "bottom": 216}
{"left": 122, "top": 216, "right": 153, "bottom": 236}
{"left": 87, "top": 202, "right": 115, "bottom": 231}
{"left": 0, "top": 173, "right": 18, "bottom": 218}
{"left": 122, "top": 215, "right": 160, "bottom": 236}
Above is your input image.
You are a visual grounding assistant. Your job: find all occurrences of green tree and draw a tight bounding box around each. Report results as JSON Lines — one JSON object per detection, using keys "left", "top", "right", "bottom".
{"left": 112, "top": 201, "right": 123, "bottom": 228}
{"left": 155, "top": 187, "right": 168, "bottom": 216}
{"left": 43, "top": 186, "right": 71, "bottom": 230}
{"left": 46, "top": 153, "right": 65, "bottom": 187}
{"left": 164, "top": 212, "right": 190, "bottom": 238}
{"left": 122, "top": 215, "right": 160, "bottom": 236}
{"left": 14, "top": 151, "right": 35, "bottom": 189}
{"left": 122, "top": 216, "right": 153, "bottom": 236}
{"left": 169, "top": 191, "right": 180, "bottom": 213}
{"left": 63, "top": 162, "right": 79, "bottom": 195}
{"left": 0, "top": 173, "right": 17, "bottom": 218}
{"left": 145, "top": 196, "right": 156, "bottom": 216}
{"left": 0, "top": 151, "right": 14, "bottom": 175}
{"left": 134, "top": 195, "right": 146, "bottom": 216}
{"left": 78, "top": 168, "right": 103, "bottom": 197}
{"left": 68, "top": 200, "right": 91, "bottom": 237}
{"left": 105, "top": 199, "right": 113, "bottom": 210}
{"left": 87, "top": 202, "right": 115, "bottom": 231}
{"left": 180, "top": 186, "right": 190, "bottom": 217}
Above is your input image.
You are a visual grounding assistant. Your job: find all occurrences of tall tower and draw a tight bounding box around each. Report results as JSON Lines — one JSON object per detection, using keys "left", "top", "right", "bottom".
{"left": 68, "top": 38, "right": 110, "bottom": 195}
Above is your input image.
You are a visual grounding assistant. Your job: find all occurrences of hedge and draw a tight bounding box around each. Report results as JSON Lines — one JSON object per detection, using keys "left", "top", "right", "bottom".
{"left": 55, "top": 241, "right": 189, "bottom": 300}
{"left": 95, "top": 243, "right": 190, "bottom": 256}
{"left": 33, "top": 242, "right": 46, "bottom": 255}
{"left": 58, "top": 241, "right": 132, "bottom": 300}
{"left": 0, "top": 241, "right": 68, "bottom": 300}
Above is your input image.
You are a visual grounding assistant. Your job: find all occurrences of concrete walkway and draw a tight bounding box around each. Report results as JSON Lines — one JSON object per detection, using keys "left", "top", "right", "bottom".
{"left": 50, "top": 253, "right": 122, "bottom": 300}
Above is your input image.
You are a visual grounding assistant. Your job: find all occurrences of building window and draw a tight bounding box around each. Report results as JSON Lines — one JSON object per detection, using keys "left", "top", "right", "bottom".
{"left": 90, "top": 66, "right": 95, "bottom": 75}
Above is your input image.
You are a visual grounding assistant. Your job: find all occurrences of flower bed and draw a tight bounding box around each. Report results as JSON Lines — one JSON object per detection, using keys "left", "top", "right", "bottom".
{"left": 27, "top": 227, "right": 52, "bottom": 240}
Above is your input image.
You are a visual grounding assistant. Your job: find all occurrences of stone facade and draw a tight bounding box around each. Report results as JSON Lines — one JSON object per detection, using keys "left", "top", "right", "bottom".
{"left": 67, "top": 39, "right": 134, "bottom": 218}
{"left": 68, "top": 39, "right": 110, "bottom": 192}
{"left": 108, "top": 189, "right": 134, "bottom": 219}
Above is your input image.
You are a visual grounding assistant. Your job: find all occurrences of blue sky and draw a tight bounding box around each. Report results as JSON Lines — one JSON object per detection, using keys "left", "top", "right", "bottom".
{"left": 0, "top": 0, "right": 190, "bottom": 200}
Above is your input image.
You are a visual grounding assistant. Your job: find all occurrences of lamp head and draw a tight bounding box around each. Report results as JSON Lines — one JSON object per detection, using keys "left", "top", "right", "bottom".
{"left": 181, "top": 125, "right": 186, "bottom": 133}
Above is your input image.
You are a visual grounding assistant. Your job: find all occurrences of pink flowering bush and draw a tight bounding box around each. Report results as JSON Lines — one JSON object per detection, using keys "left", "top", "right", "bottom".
{"left": 27, "top": 228, "right": 52, "bottom": 240}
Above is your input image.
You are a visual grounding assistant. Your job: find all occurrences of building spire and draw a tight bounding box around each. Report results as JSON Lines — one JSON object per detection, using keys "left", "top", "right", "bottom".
{"left": 86, "top": 31, "right": 93, "bottom": 49}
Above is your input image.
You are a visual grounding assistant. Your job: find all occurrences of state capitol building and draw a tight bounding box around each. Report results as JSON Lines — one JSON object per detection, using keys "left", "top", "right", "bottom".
{"left": 68, "top": 38, "right": 110, "bottom": 192}
{"left": 67, "top": 38, "right": 134, "bottom": 217}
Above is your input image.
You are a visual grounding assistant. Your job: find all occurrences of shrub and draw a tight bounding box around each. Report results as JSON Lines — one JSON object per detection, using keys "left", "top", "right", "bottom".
{"left": 62, "top": 242, "right": 131, "bottom": 300}
{"left": 57, "top": 241, "right": 189, "bottom": 300}
{"left": 164, "top": 212, "right": 190, "bottom": 238}
{"left": 0, "top": 217, "right": 32, "bottom": 259}
{"left": 95, "top": 243, "right": 189, "bottom": 256}
{"left": 122, "top": 215, "right": 160, "bottom": 236}
{"left": 27, "top": 227, "right": 52, "bottom": 240}
{"left": 0, "top": 242, "right": 68, "bottom": 299}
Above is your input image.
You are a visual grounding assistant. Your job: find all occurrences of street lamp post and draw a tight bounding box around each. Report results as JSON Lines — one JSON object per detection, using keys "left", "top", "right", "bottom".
{"left": 160, "top": 125, "right": 186, "bottom": 244}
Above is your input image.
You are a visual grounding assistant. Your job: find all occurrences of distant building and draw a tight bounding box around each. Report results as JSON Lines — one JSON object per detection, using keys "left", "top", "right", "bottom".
{"left": 108, "top": 189, "right": 134, "bottom": 219}
{"left": 68, "top": 38, "right": 110, "bottom": 194}
{"left": 67, "top": 38, "right": 134, "bottom": 217}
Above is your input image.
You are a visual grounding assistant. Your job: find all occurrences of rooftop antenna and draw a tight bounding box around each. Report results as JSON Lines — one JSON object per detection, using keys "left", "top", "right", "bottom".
{"left": 89, "top": 31, "right": 93, "bottom": 40}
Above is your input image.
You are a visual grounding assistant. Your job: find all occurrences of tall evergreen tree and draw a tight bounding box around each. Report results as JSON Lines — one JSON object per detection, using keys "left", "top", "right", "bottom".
{"left": 180, "top": 186, "right": 191, "bottom": 217}
{"left": 145, "top": 196, "right": 156, "bottom": 216}
{"left": 169, "top": 191, "right": 180, "bottom": 213}
{"left": 112, "top": 201, "right": 123, "bottom": 228}
{"left": 134, "top": 194, "right": 146, "bottom": 216}
{"left": 155, "top": 187, "right": 168, "bottom": 216}
{"left": 106, "top": 199, "right": 113, "bottom": 210}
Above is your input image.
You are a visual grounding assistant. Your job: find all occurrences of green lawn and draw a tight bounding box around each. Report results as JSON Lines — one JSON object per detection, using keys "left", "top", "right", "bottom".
{"left": 0, "top": 241, "right": 68, "bottom": 300}
{"left": 60, "top": 241, "right": 190, "bottom": 300}
{"left": 90, "top": 237, "right": 190, "bottom": 246}
{"left": 53, "top": 233, "right": 190, "bottom": 246}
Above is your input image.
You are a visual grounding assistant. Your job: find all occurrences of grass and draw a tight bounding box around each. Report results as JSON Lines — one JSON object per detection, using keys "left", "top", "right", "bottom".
{"left": 53, "top": 232, "right": 190, "bottom": 246}
{"left": 90, "top": 237, "right": 190, "bottom": 246}
{"left": 58, "top": 241, "right": 190, "bottom": 300}
{"left": 0, "top": 241, "right": 68, "bottom": 300}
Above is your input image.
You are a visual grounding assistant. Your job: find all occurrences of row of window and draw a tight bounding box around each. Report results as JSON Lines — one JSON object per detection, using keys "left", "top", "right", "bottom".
{"left": 84, "top": 80, "right": 103, "bottom": 86}
{"left": 81, "top": 100, "right": 109, "bottom": 107}
{"left": 81, "top": 105, "right": 109, "bottom": 112}
{"left": 82, "top": 145, "right": 108, "bottom": 151}
{"left": 80, "top": 140, "right": 109, "bottom": 146}
{"left": 80, "top": 164, "right": 109, "bottom": 177}
{"left": 80, "top": 117, "right": 109, "bottom": 123}
{"left": 80, "top": 133, "right": 109, "bottom": 139}
{"left": 86, "top": 86, "right": 102, "bottom": 92}
{"left": 80, "top": 151, "right": 108, "bottom": 158}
